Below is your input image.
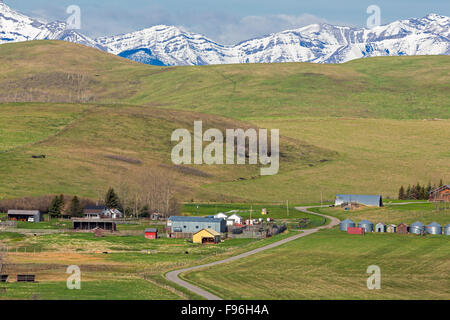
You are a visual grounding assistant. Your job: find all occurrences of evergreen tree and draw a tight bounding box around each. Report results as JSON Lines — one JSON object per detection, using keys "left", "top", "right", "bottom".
{"left": 398, "top": 186, "right": 405, "bottom": 200}
{"left": 48, "top": 196, "right": 61, "bottom": 216}
{"left": 439, "top": 179, "right": 444, "bottom": 187}
{"left": 68, "top": 196, "right": 83, "bottom": 217}
{"left": 105, "top": 187, "right": 122, "bottom": 210}
{"left": 406, "top": 185, "right": 411, "bottom": 200}
{"left": 426, "top": 182, "right": 432, "bottom": 197}
{"left": 420, "top": 185, "right": 427, "bottom": 200}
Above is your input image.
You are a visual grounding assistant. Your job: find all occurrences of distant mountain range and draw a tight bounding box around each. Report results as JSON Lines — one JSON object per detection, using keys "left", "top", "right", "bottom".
{"left": 1, "top": 2, "right": 449, "bottom": 66}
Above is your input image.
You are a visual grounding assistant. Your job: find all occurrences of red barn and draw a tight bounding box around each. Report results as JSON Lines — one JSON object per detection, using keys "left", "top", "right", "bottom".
{"left": 347, "top": 227, "right": 365, "bottom": 235}
{"left": 145, "top": 228, "right": 158, "bottom": 240}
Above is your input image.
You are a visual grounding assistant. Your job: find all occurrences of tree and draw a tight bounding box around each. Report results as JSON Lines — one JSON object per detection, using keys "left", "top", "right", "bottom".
{"left": 48, "top": 196, "right": 61, "bottom": 216}
{"left": 398, "top": 186, "right": 405, "bottom": 200}
{"left": 439, "top": 179, "right": 444, "bottom": 187}
{"left": 48, "top": 194, "right": 65, "bottom": 217}
{"left": 105, "top": 187, "right": 122, "bottom": 211}
{"left": 68, "top": 196, "right": 83, "bottom": 217}
{"left": 405, "top": 185, "right": 411, "bottom": 200}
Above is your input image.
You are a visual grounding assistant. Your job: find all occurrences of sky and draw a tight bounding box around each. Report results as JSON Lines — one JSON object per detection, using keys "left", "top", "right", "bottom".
{"left": 5, "top": 0, "right": 450, "bottom": 44}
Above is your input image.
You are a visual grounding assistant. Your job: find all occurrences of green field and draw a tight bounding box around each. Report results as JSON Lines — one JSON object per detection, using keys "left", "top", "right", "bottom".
{"left": 0, "top": 41, "right": 448, "bottom": 203}
{"left": 0, "top": 40, "right": 449, "bottom": 300}
{"left": 182, "top": 204, "right": 450, "bottom": 299}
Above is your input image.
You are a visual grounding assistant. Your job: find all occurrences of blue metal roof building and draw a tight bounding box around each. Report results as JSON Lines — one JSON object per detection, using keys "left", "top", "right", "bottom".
{"left": 335, "top": 195, "right": 383, "bottom": 207}
{"left": 167, "top": 216, "right": 227, "bottom": 234}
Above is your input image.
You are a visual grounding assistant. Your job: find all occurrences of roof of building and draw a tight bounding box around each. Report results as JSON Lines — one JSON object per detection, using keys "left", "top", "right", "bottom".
{"left": 430, "top": 185, "right": 450, "bottom": 193}
{"left": 359, "top": 220, "right": 373, "bottom": 225}
{"left": 376, "top": 222, "right": 386, "bottom": 225}
{"left": 145, "top": 228, "right": 158, "bottom": 233}
{"left": 426, "top": 222, "right": 441, "bottom": 227}
{"left": 340, "top": 219, "right": 355, "bottom": 224}
{"left": 336, "top": 194, "right": 383, "bottom": 206}
{"left": 410, "top": 221, "right": 424, "bottom": 227}
{"left": 169, "top": 216, "right": 223, "bottom": 223}
{"left": 194, "top": 228, "right": 221, "bottom": 236}
{"left": 7, "top": 210, "right": 40, "bottom": 215}
{"left": 228, "top": 213, "right": 243, "bottom": 219}
{"left": 83, "top": 205, "right": 106, "bottom": 210}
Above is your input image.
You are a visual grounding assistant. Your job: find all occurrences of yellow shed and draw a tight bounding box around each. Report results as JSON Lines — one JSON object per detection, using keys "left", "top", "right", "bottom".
{"left": 193, "top": 228, "right": 221, "bottom": 244}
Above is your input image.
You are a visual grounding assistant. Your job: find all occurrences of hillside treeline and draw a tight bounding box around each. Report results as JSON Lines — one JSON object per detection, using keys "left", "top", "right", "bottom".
{"left": 398, "top": 179, "right": 445, "bottom": 200}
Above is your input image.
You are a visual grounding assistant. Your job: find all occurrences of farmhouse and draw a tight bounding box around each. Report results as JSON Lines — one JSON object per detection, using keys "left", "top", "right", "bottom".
{"left": 7, "top": 210, "right": 42, "bottom": 223}
{"left": 167, "top": 216, "right": 226, "bottom": 236}
{"left": 429, "top": 185, "right": 450, "bottom": 202}
{"left": 145, "top": 228, "right": 158, "bottom": 239}
{"left": 335, "top": 195, "right": 383, "bottom": 207}
{"left": 83, "top": 205, "right": 123, "bottom": 219}
{"left": 193, "top": 228, "right": 221, "bottom": 244}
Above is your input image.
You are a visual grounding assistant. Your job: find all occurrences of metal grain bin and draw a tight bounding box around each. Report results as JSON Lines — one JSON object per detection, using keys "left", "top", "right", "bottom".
{"left": 444, "top": 224, "right": 450, "bottom": 236}
{"left": 409, "top": 221, "right": 425, "bottom": 235}
{"left": 358, "top": 220, "right": 374, "bottom": 233}
{"left": 425, "top": 222, "right": 442, "bottom": 235}
{"left": 340, "top": 219, "right": 355, "bottom": 231}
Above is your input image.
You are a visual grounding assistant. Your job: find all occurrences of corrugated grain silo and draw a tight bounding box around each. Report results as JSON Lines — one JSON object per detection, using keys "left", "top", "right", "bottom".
{"left": 358, "top": 220, "right": 374, "bottom": 233}
{"left": 425, "top": 222, "right": 442, "bottom": 235}
{"left": 444, "top": 224, "right": 450, "bottom": 236}
{"left": 409, "top": 221, "right": 425, "bottom": 235}
{"left": 340, "top": 219, "right": 355, "bottom": 231}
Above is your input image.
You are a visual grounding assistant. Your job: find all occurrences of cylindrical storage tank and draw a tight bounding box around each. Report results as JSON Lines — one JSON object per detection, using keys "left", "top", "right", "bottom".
{"left": 340, "top": 219, "right": 355, "bottom": 231}
{"left": 425, "top": 222, "right": 442, "bottom": 235}
{"left": 409, "top": 221, "right": 425, "bottom": 235}
{"left": 358, "top": 220, "right": 374, "bottom": 233}
{"left": 444, "top": 224, "right": 450, "bottom": 236}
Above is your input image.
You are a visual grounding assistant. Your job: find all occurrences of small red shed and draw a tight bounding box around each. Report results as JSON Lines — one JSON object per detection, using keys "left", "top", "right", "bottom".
{"left": 145, "top": 228, "right": 158, "bottom": 239}
{"left": 347, "top": 227, "right": 365, "bottom": 235}
{"left": 397, "top": 223, "right": 409, "bottom": 234}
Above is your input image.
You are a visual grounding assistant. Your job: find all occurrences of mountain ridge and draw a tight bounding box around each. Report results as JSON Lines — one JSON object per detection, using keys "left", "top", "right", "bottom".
{"left": 0, "top": 2, "right": 449, "bottom": 66}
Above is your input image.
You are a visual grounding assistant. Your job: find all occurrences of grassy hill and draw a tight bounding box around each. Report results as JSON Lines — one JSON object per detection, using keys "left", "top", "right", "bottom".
{"left": 0, "top": 40, "right": 449, "bottom": 202}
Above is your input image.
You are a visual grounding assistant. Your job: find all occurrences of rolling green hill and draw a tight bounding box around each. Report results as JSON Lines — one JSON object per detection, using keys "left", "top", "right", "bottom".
{"left": 0, "top": 40, "right": 449, "bottom": 202}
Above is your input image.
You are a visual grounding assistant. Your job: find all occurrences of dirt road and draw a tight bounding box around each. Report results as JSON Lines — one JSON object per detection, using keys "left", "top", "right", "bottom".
{"left": 165, "top": 206, "right": 340, "bottom": 300}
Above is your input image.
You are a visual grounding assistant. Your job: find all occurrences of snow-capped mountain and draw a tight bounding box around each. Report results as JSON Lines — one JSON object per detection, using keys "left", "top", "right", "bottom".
{"left": 0, "top": 2, "right": 103, "bottom": 49}
{"left": 1, "top": 2, "right": 449, "bottom": 66}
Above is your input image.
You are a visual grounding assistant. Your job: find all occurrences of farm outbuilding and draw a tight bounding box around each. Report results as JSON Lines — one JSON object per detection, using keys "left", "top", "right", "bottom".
{"left": 340, "top": 219, "right": 355, "bottom": 231}
{"left": 409, "top": 221, "right": 425, "bottom": 235}
{"left": 444, "top": 224, "right": 450, "bottom": 235}
{"left": 167, "top": 216, "right": 226, "bottom": 234}
{"left": 335, "top": 195, "right": 383, "bottom": 207}
{"left": 358, "top": 220, "right": 374, "bottom": 232}
{"left": 7, "top": 210, "right": 42, "bottom": 223}
{"left": 347, "top": 227, "right": 365, "bottom": 235}
{"left": 397, "top": 223, "right": 409, "bottom": 234}
{"left": 193, "top": 228, "right": 221, "bottom": 244}
{"left": 429, "top": 185, "right": 450, "bottom": 202}
{"left": 227, "top": 214, "right": 243, "bottom": 226}
{"left": 375, "top": 222, "right": 386, "bottom": 233}
{"left": 387, "top": 224, "right": 397, "bottom": 233}
{"left": 145, "top": 228, "right": 158, "bottom": 239}
{"left": 214, "top": 213, "right": 228, "bottom": 220}
{"left": 73, "top": 219, "right": 117, "bottom": 231}
{"left": 425, "top": 222, "right": 442, "bottom": 235}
